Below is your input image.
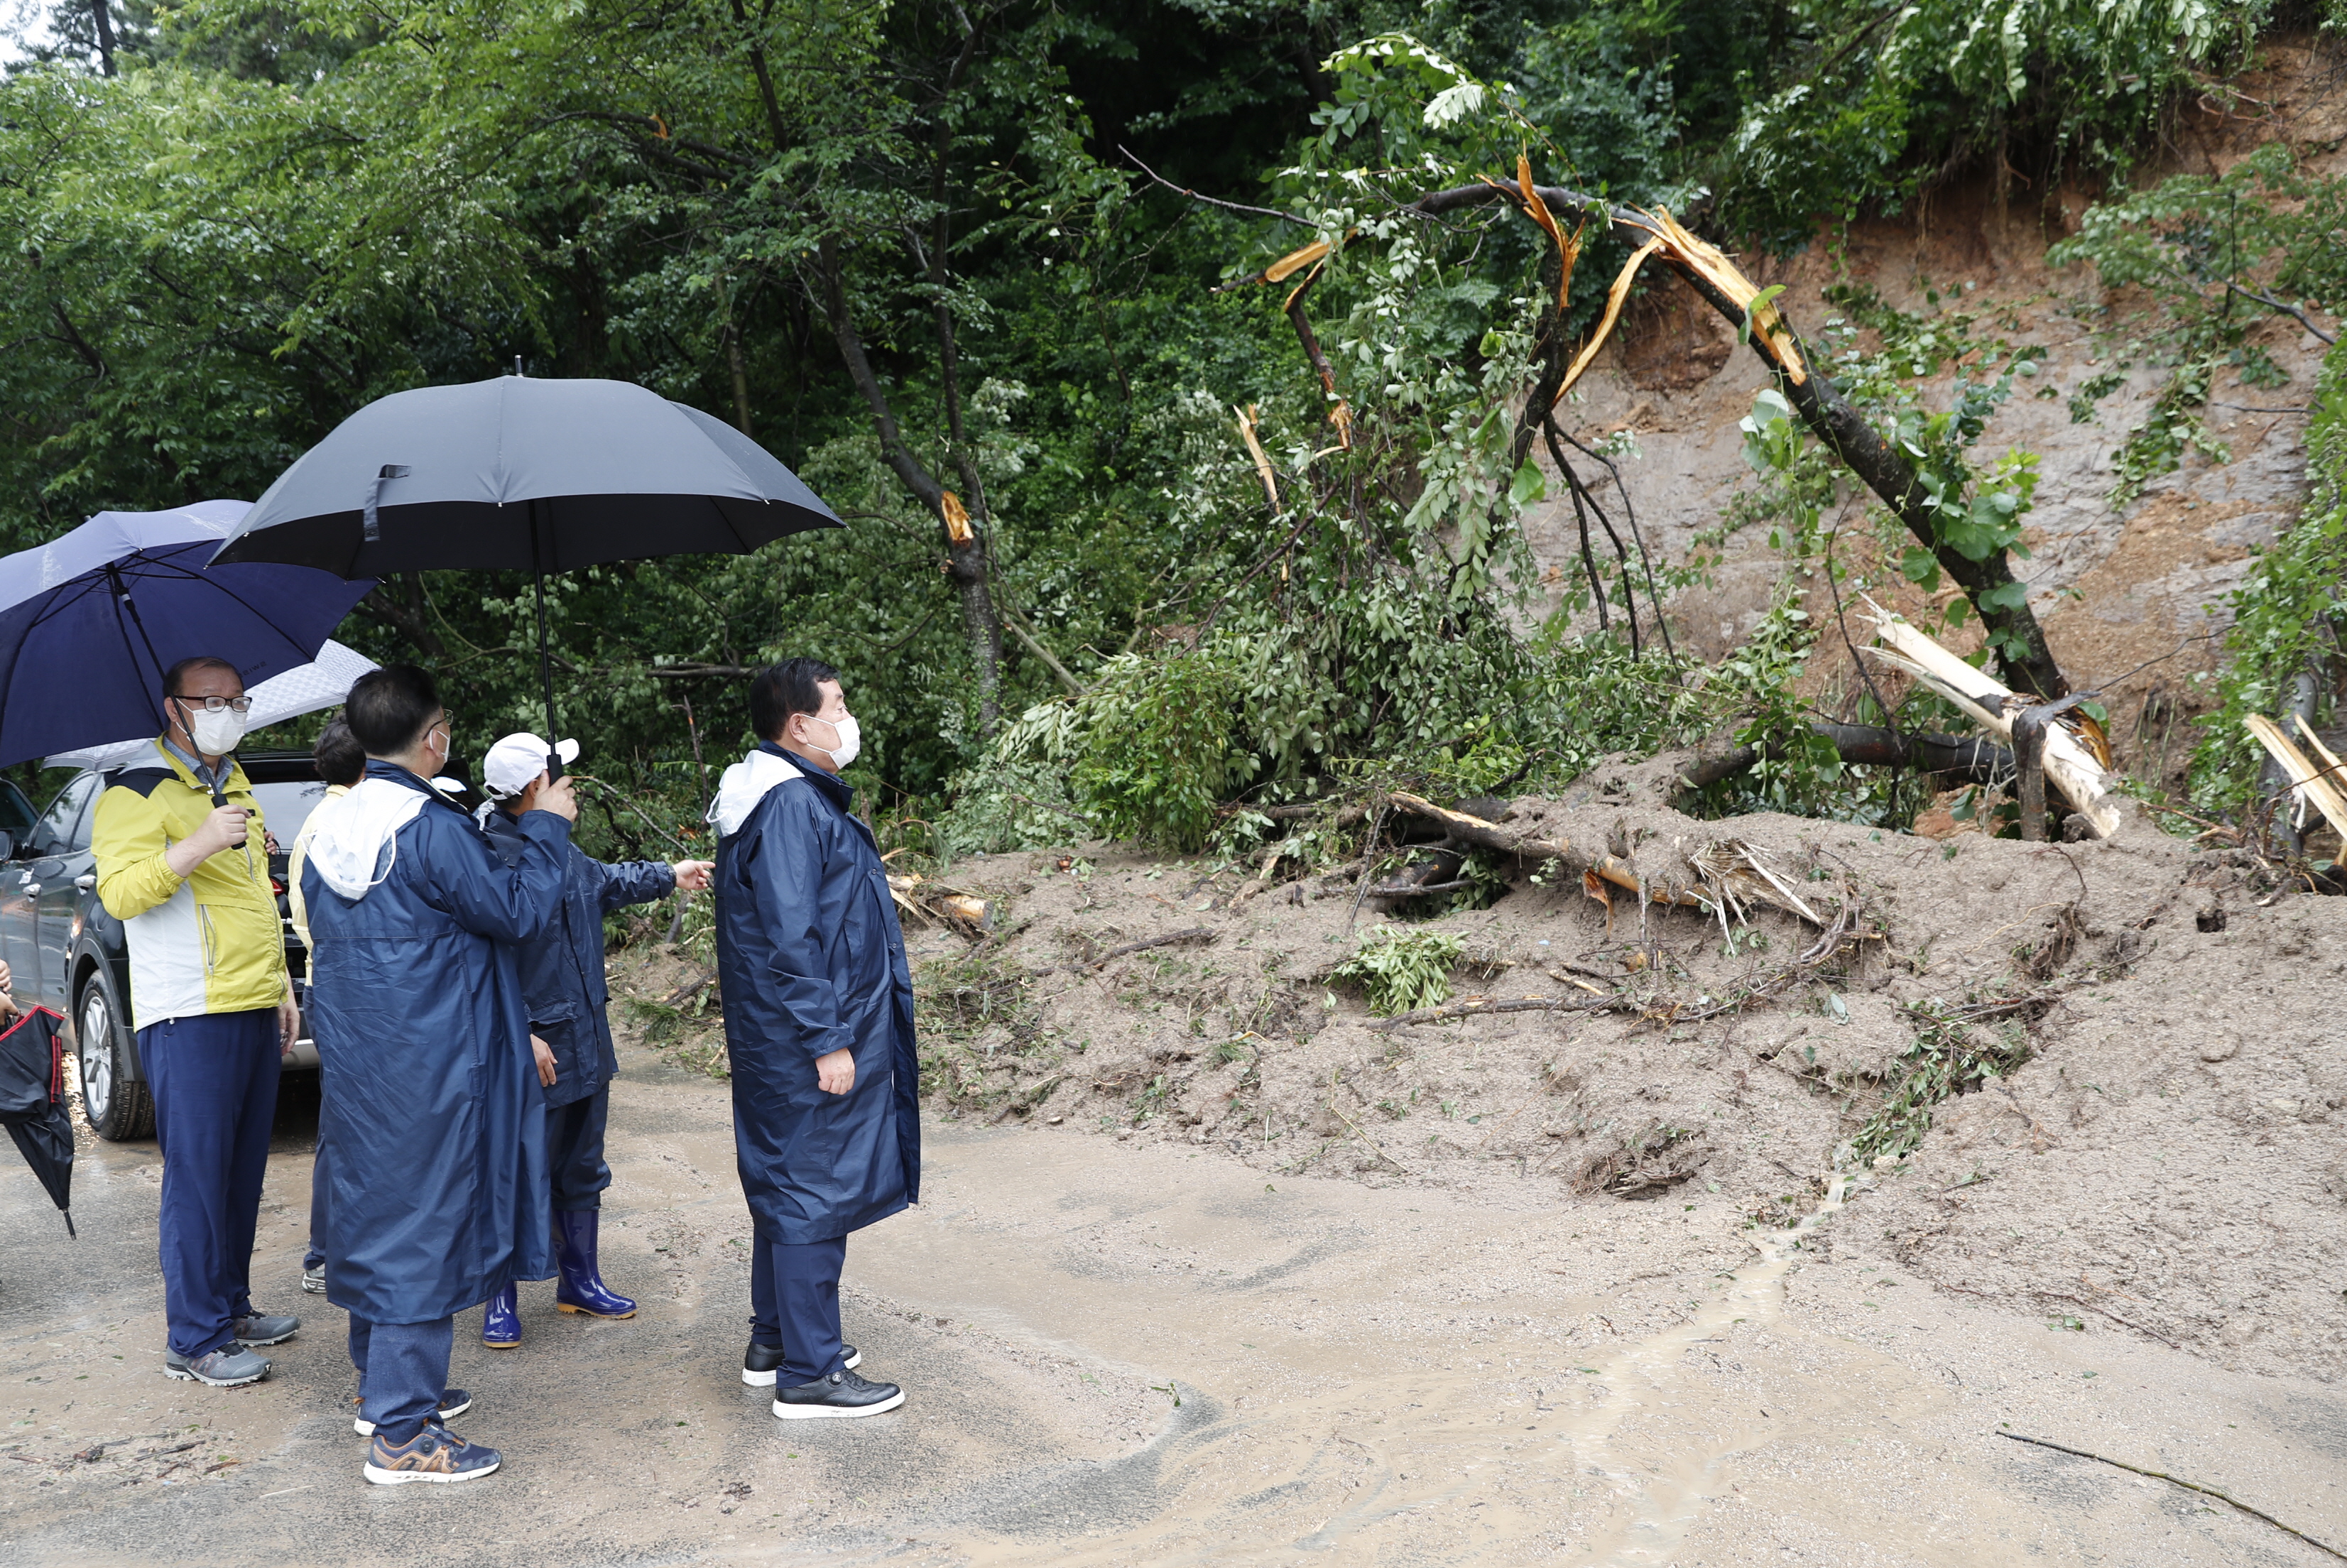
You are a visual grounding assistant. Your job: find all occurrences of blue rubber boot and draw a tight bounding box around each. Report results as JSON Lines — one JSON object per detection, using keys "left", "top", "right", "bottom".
{"left": 481, "top": 1283, "right": 521, "bottom": 1349}
{"left": 553, "top": 1210, "right": 637, "bottom": 1319}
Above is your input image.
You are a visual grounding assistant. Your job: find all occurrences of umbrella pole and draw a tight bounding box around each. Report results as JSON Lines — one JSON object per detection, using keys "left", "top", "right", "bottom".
{"left": 530, "top": 499, "right": 563, "bottom": 780}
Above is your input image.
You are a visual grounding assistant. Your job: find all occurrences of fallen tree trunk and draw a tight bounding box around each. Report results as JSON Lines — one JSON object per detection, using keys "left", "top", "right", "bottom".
{"left": 1407, "top": 180, "right": 2066, "bottom": 699}
{"left": 1383, "top": 791, "right": 1824, "bottom": 925}
{"left": 1858, "top": 606, "right": 2123, "bottom": 838}
{"left": 1676, "top": 724, "right": 2012, "bottom": 794}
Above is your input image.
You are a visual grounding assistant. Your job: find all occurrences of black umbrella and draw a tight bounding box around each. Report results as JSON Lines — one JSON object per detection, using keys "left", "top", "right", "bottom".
{"left": 209, "top": 373, "right": 842, "bottom": 756}
{"left": 0, "top": 1008, "right": 76, "bottom": 1236}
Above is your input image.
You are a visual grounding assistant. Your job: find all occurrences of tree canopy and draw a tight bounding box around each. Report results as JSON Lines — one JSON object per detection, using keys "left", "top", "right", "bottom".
{"left": 1, "top": 0, "right": 2311, "bottom": 854}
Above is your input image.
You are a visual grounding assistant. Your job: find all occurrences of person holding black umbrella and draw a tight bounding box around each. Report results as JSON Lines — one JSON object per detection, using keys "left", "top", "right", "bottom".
{"left": 300, "top": 665, "right": 573, "bottom": 1484}
{"left": 709, "top": 658, "right": 917, "bottom": 1419}
{"left": 472, "top": 730, "right": 713, "bottom": 1349}
{"left": 92, "top": 656, "right": 303, "bottom": 1390}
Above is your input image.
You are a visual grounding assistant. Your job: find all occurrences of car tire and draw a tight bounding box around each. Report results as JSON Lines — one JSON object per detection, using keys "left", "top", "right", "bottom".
{"left": 76, "top": 969, "right": 153, "bottom": 1142}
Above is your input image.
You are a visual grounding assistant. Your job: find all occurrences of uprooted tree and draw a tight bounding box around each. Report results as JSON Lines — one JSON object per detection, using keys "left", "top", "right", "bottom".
{"left": 1217, "top": 165, "right": 2068, "bottom": 701}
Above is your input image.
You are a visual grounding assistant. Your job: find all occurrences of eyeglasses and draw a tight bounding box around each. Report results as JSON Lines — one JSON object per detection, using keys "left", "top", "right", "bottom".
{"left": 173, "top": 695, "right": 254, "bottom": 714}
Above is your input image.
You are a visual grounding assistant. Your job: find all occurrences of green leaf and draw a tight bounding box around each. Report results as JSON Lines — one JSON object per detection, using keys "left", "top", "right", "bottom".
{"left": 1509, "top": 461, "right": 1546, "bottom": 508}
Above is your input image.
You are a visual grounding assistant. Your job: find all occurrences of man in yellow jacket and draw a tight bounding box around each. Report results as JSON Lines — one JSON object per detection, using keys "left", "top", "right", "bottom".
{"left": 94, "top": 655, "right": 303, "bottom": 1388}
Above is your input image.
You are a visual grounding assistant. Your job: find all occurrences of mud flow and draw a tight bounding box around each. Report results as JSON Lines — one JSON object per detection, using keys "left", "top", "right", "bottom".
{"left": 6, "top": 800, "right": 2344, "bottom": 1565}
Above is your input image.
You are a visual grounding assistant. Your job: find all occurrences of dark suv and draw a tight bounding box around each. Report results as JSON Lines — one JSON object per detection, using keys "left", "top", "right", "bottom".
{"left": 0, "top": 750, "right": 329, "bottom": 1140}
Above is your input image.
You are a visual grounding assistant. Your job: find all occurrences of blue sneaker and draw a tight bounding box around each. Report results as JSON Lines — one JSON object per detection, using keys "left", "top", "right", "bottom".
{"left": 362, "top": 1422, "right": 500, "bottom": 1486}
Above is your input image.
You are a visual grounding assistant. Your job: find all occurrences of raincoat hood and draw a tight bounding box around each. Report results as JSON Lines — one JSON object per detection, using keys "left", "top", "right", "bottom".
{"left": 709, "top": 745, "right": 803, "bottom": 838}
{"left": 303, "top": 772, "right": 432, "bottom": 899}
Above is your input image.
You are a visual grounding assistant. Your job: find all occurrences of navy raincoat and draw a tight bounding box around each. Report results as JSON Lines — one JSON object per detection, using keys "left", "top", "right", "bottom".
{"left": 302, "top": 763, "right": 570, "bottom": 1324}
{"left": 713, "top": 745, "right": 919, "bottom": 1245}
{"left": 479, "top": 806, "right": 675, "bottom": 1110}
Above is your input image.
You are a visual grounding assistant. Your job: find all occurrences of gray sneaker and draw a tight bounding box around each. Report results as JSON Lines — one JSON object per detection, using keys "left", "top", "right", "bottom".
{"left": 164, "top": 1345, "right": 272, "bottom": 1387}
{"left": 234, "top": 1313, "right": 300, "bottom": 1346}
{"left": 302, "top": 1264, "right": 327, "bottom": 1295}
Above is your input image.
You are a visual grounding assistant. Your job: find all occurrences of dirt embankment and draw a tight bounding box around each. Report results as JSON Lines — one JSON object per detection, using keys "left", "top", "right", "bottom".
{"left": 1533, "top": 40, "right": 2347, "bottom": 796}
{"left": 696, "top": 802, "right": 2347, "bottom": 1387}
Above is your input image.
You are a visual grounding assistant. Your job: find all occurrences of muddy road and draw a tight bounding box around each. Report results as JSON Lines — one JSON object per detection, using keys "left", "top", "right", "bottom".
{"left": 3, "top": 1043, "right": 2343, "bottom": 1567}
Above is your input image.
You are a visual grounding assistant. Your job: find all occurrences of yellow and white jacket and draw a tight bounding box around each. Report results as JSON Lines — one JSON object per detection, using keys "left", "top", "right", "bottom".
{"left": 92, "top": 739, "right": 288, "bottom": 1030}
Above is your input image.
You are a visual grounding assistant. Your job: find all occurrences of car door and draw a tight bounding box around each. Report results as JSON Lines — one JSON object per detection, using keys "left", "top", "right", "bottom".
{"left": 0, "top": 778, "right": 38, "bottom": 1001}
{"left": 23, "top": 772, "right": 99, "bottom": 1012}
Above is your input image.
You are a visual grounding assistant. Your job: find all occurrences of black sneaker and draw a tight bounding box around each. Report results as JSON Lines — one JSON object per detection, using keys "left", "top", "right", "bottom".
{"left": 162, "top": 1345, "right": 271, "bottom": 1387}
{"left": 772, "top": 1368, "right": 903, "bottom": 1420}
{"left": 232, "top": 1312, "right": 300, "bottom": 1347}
{"left": 353, "top": 1388, "right": 474, "bottom": 1436}
{"left": 741, "top": 1341, "right": 861, "bottom": 1388}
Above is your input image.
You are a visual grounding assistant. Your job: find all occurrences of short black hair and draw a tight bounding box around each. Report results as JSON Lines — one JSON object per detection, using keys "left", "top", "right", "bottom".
{"left": 312, "top": 718, "right": 366, "bottom": 788}
{"left": 748, "top": 657, "right": 841, "bottom": 741}
{"left": 163, "top": 655, "right": 240, "bottom": 699}
{"left": 345, "top": 664, "right": 442, "bottom": 756}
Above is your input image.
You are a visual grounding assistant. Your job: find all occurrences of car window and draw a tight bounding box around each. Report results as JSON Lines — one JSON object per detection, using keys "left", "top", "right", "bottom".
{"left": 250, "top": 780, "right": 330, "bottom": 847}
{"left": 0, "top": 781, "right": 34, "bottom": 847}
{"left": 30, "top": 773, "right": 99, "bottom": 856}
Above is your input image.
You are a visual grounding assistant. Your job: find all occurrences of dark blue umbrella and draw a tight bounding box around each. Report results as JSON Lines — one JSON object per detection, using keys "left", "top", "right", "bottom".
{"left": 0, "top": 501, "right": 376, "bottom": 770}
{"left": 207, "top": 374, "right": 842, "bottom": 753}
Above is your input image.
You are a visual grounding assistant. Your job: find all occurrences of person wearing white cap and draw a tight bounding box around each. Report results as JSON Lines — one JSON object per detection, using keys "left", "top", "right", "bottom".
{"left": 472, "top": 730, "right": 712, "bottom": 1349}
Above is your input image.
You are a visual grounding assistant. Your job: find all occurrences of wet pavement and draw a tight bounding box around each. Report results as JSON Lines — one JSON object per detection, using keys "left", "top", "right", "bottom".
{"left": 4, "top": 1052, "right": 2344, "bottom": 1566}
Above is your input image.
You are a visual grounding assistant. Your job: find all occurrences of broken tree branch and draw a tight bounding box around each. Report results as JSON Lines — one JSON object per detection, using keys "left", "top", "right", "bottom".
{"left": 1383, "top": 792, "right": 1824, "bottom": 925}
{"left": 1996, "top": 1432, "right": 2345, "bottom": 1561}
{"left": 1407, "top": 180, "right": 2066, "bottom": 698}
{"left": 1859, "top": 603, "right": 2121, "bottom": 837}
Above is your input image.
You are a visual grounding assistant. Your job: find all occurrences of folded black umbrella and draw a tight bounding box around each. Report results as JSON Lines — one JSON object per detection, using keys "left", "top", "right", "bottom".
{"left": 0, "top": 1008, "right": 75, "bottom": 1236}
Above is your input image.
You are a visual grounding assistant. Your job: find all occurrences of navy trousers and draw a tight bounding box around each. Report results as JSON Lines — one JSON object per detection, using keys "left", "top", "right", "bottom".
{"left": 143, "top": 1008, "right": 280, "bottom": 1360}
{"left": 303, "top": 1069, "right": 327, "bottom": 1272}
{"left": 546, "top": 1089, "right": 611, "bottom": 1212}
{"left": 349, "top": 1315, "right": 452, "bottom": 1445}
{"left": 748, "top": 1234, "right": 848, "bottom": 1386}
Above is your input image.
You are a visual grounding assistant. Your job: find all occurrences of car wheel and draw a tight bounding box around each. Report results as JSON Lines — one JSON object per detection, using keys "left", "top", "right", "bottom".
{"left": 77, "top": 971, "right": 153, "bottom": 1141}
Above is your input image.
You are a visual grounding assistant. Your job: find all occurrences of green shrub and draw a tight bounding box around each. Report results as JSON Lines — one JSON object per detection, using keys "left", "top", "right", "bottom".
{"left": 1333, "top": 927, "right": 1466, "bottom": 1016}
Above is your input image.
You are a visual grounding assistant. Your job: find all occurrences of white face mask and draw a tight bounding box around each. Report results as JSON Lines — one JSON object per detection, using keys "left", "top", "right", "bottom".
{"left": 424, "top": 726, "right": 451, "bottom": 778}
{"left": 802, "top": 713, "right": 860, "bottom": 771}
{"left": 185, "top": 704, "right": 248, "bottom": 756}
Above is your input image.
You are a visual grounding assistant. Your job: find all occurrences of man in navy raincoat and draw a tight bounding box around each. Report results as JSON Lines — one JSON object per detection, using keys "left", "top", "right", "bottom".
{"left": 300, "top": 665, "right": 573, "bottom": 1485}
{"left": 711, "top": 657, "right": 917, "bottom": 1419}
{"left": 474, "top": 730, "right": 714, "bottom": 1348}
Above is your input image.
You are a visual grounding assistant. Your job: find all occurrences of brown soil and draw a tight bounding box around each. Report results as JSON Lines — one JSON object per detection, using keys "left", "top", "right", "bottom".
{"left": 1527, "top": 42, "right": 2347, "bottom": 799}
{"left": 623, "top": 801, "right": 2347, "bottom": 1390}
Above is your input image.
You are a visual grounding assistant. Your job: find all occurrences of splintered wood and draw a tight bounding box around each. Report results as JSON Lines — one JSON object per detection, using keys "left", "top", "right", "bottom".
{"left": 2244, "top": 712, "right": 2347, "bottom": 842}
{"left": 1858, "top": 601, "right": 2124, "bottom": 839}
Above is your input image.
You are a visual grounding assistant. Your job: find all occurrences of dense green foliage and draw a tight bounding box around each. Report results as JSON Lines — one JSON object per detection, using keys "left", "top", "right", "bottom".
{"left": 0, "top": 0, "right": 2316, "bottom": 853}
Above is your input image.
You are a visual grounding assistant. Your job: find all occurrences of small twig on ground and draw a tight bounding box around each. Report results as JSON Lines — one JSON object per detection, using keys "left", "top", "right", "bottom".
{"left": 1996, "top": 1432, "right": 2346, "bottom": 1560}
{"left": 964, "top": 917, "right": 1031, "bottom": 964}
{"left": 1944, "top": 1282, "right": 2177, "bottom": 1348}
{"left": 657, "top": 971, "right": 717, "bottom": 1008}
{"left": 1325, "top": 1069, "right": 1416, "bottom": 1173}
{"left": 1368, "top": 994, "right": 1627, "bottom": 1033}
{"left": 1045, "top": 927, "right": 1216, "bottom": 974}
